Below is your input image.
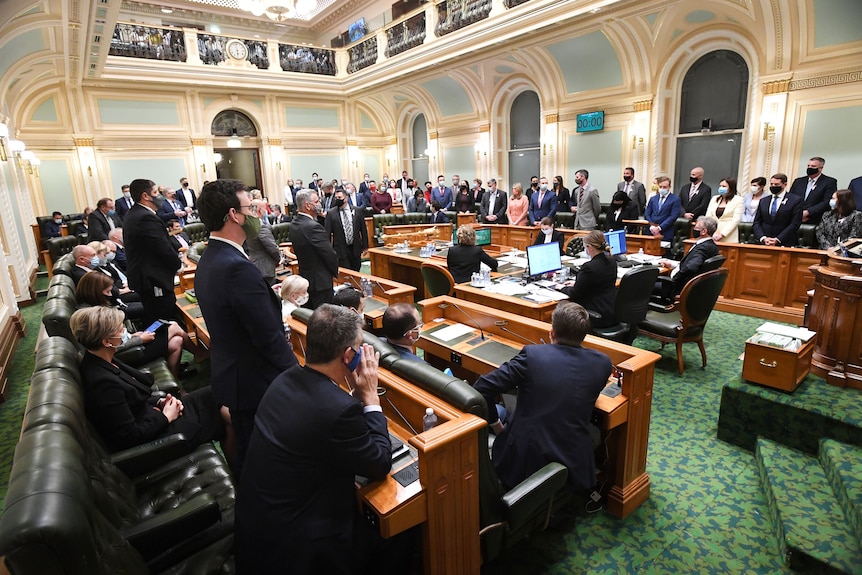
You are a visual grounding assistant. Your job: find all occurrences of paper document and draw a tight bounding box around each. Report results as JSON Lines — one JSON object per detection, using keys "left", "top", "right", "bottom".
{"left": 487, "top": 282, "right": 530, "bottom": 296}
{"left": 498, "top": 256, "right": 528, "bottom": 268}
{"left": 755, "top": 322, "right": 816, "bottom": 342}
{"left": 431, "top": 323, "right": 476, "bottom": 342}
{"left": 628, "top": 253, "right": 662, "bottom": 264}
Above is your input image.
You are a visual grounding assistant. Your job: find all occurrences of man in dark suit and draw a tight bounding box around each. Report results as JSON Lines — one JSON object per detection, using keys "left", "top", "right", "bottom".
{"left": 380, "top": 303, "right": 425, "bottom": 362}
{"left": 644, "top": 176, "right": 682, "bottom": 244}
{"left": 849, "top": 176, "right": 862, "bottom": 211}
{"left": 358, "top": 173, "right": 372, "bottom": 198}
{"left": 167, "top": 219, "right": 191, "bottom": 253}
{"left": 396, "top": 170, "right": 410, "bottom": 196}
{"left": 474, "top": 302, "right": 612, "bottom": 492}
{"left": 753, "top": 173, "right": 803, "bottom": 247}
{"left": 324, "top": 189, "right": 367, "bottom": 272}
{"left": 177, "top": 177, "right": 197, "bottom": 211}
{"left": 431, "top": 175, "right": 454, "bottom": 211}
{"left": 678, "top": 166, "right": 712, "bottom": 220}
{"left": 87, "top": 198, "right": 122, "bottom": 241}
{"left": 69, "top": 244, "right": 98, "bottom": 285}
{"left": 269, "top": 203, "right": 290, "bottom": 224}
{"left": 430, "top": 200, "right": 450, "bottom": 224}
{"left": 657, "top": 216, "right": 720, "bottom": 301}
{"left": 157, "top": 187, "right": 189, "bottom": 225}
{"left": 787, "top": 156, "right": 838, "bottom": 225}
{"left": 195, "top": 179, "right": 298, "bottom": 478}
{"left": 480, "top": 178, "right": 508, "bottom": 224}
{"left": 124, "top": 179, "right": 181, "bottom": 324}
{"left": 115, "top": 185, "right": 134, "bottom": 221}
{"left": 290, "top": 189, "right": 339, "bottom": 308}
{"left": 617, "top": 167, "right": 647, "bottom": 216}
{"left": 108, "top": 228, "right": 127, "bottom": 271}
{"left": 236, "top": 305, "right": 392, "bottom": 574}
{"left": 529, "top": 177, "right": 558, "bottom": 225}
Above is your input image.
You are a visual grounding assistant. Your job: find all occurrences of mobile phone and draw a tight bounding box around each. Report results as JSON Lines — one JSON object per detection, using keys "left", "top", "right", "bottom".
{"left": 144, "top": 320, "right": 165, "bottom": 333}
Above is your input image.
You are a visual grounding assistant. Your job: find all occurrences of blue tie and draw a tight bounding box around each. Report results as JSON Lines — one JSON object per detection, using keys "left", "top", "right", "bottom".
{"left": 770, "top": 196, "right": 778, "bottom": 217}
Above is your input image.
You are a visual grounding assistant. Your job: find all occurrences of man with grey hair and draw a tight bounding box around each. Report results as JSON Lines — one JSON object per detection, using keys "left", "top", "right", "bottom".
{"left": 290, "top": 188, "right": 338, "bottom": 308}
{"left": 480, "top": 178, "right": 508, "bottom": 224}
{"left": 658, "top": 215, "right": 720, "bottom": 300}
{"left": 246, "top": 198, "right": 281, "bottom": 286}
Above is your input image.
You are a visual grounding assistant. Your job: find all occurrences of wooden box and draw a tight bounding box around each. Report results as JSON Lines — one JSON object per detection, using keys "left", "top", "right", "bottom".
{"left": 742, "top": 337, "right": 815, "bottom": 392}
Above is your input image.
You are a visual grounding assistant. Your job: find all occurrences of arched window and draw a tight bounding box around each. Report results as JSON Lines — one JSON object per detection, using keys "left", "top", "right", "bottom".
{"left": 508, "top": 91, "right": 540, "bottom": 191}
{"left": 411, "top": 114, "right": 429, "bottom": 187}
{"left": 675, "top": 50, "right": 748, "bottom": 190}
{"left": 211, "top": 109, "right": 258, "bottom": 136}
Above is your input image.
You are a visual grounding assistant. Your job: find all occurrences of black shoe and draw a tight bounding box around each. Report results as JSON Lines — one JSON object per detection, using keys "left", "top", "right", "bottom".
{"left": 179, "top": 366, "right": 198, "bottom": 379}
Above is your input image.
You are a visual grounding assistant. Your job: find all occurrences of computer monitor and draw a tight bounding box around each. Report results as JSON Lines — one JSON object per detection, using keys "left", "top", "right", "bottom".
{"left": 452, "top": 227, "right": 492, "bottom": 246}
{"left": 604, "top": 229, "right": 627, "bottom": 256}
{"left": 526, "top": 242, "right": 563, "bottom": 276}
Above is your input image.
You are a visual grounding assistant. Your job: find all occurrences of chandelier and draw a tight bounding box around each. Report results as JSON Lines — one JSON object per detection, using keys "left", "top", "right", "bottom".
{"left": 237, "top": 0, "right": 317, "bottom": 22}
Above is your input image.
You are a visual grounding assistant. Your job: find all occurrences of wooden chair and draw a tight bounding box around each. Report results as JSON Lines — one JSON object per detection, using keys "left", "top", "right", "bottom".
{"left": 637, "top": 268, "right": 728, "bottom": 374}
{"left": 421, "top": 263, "right": 455, "bottom": 297}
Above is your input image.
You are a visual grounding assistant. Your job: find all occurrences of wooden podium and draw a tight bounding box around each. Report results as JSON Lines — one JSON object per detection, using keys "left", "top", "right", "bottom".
{"left": 807, "top": 240, "right": 862, "bottom": 390}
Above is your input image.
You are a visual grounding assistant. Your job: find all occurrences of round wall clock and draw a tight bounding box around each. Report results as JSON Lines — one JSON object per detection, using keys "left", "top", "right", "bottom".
{"left": 226, "top": 39, "right": 248, "bottom": 60}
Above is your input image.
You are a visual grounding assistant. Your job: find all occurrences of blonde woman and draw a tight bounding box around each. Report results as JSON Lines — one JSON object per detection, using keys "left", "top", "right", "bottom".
{"left": 507, "top": 183, "right": 529, "bottom": 226}
{"left": 705, "top": 177, "right": 744, "bottom": 242}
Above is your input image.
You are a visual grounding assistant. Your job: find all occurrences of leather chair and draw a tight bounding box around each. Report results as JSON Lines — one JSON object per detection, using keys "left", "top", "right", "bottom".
{"left": 421, "top": 263, "right": 455, "bottom": 297}
{"left": 67, "top": 219, "right": 88, "bottom": 243}
{"left": 403, "top": 212, "right": 430, "bottom": 225}
{"left": 271, "top": 222, "right": 291, "bottom": 246}
{"left": 372, "top": 214, "right": 399, "bottom": 245}
{"left": 737, "top": 222, "right": 755, "bottom": 244}
{"left": 565, "top": 235, "right": 584, "bottom": 257}
{"left": 797, "top": 224, "right": 817, "bottom": 249}
{"left": 185, "top": 241, "right": 207, "bottom": 263}
{"left": 183, "top": 221, "right": 208, "bottom": 244}
{"left": 591, "top": 265, "right": 660, "bottom": 344}
{"left": 554, "top": 212, "right": 574, "bottom": 229}
{"left": 650, "top": 254, "right": 726, "bottom": 311}
{"left": 670, "top": 217, "right": 694, "bottom": 259}
{"left": 44, "top": 236, "right": 79, "bottom": 277}
{"left": 638, "top": 268, "right": 729, "bottom": 374}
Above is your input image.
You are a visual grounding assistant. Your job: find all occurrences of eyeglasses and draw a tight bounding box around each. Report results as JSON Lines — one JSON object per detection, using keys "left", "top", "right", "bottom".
{"left": 238, "top": 204, "right": 259, "bottom": 214}
{"left": 404, "top": 322, "right": 423, "bottom": 337}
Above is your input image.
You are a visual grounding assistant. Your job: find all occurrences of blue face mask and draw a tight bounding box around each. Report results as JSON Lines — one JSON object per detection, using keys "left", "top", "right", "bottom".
{"left": 121, "top": 329, "right": 131, "bottom": 344}
{"left": 346, "top": 346, "right": 362, "bottom": 372}
{"left": 89, "top": 256, "right": 101, "bottom": 269}
{"left": 108, "top": 209, "right": 116, "bottom": 216}
{"left": 718, "top": 187, "right": 728, "bottom": 195}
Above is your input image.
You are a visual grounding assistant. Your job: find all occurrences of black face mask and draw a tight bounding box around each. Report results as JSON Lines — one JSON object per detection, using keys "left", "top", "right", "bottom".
{"left": 613, "top": 202, "right": 623, "bottom": 207}
{"left": 334, "top": 198, "right": 345, "bottom": 208}
{"left": 623, "top": 175, "right": 633, "bottom": 182}
{"left": 769, "top": 185, "right": 783, "bottom": 194}
{"left": 689, "top": 176, "right": 698, "bottom": 183}
{"left": 806, "top": 167, "right": 819, "bottom": 177}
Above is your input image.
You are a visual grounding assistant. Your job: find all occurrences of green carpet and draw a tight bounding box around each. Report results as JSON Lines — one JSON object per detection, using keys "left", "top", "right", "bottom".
{"left": 0, "top": 286, "right": 802, "bottom": 573}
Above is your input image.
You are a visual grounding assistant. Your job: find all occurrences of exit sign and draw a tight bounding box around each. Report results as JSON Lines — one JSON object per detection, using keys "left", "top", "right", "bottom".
{"left": 576, "top": 111, "right": 605, "bottom": 133}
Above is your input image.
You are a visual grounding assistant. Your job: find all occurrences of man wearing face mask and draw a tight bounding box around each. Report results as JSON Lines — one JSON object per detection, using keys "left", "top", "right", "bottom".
{"left": 643, "top": 176, "right": 682, "bottom": 245}
{"left": 753, "top": 173, "right": 803, "bottom": 247}
{"left": 571, "top": 169, "right": 601, "bottom": 231}
{"left": 195, "top": 179, "right": 298, "bottom": 479}
{"left": 70, "top": 244, "right": 100, "bottom": 286}
{"left": 529, "top": 177, "right": 558, "bottom": 226}
{"left": 124, "top": 179, "right": 181, "bottom": 324}
{"left": 290, "top": 189, "right": 339, "bottom": 308}
{"left": 656, "top": 216, "right": 720, "bottom": 301}
{"left": 617, "top": 167, "right": 647, "bottom": 217}
{"left": 527, "top": 176, "right": 540, "bottom": 203}
{"left": 359, "top": 173, "right": 372, "bottom": 198}
{"left": 236, "top": 305, "right": 393, "bottom": 574}
{"left": 115, "top": 185, "right": 134, "bottom": 221}
{"left": 788, "top": 156, "right": 838, "bottom": 225}
{"left": 43, "top": 211, "right": 64, "bottom": 243}
{"left": 480, "top": 178, "right": 508, "bottom": 224}
{"left": 432, "top": 175, "right": 454, "bottom": 211}
{"left": 87, "top": 197, "right": 122, "bottom": 242}
{"left": 325, "top": 189, "right": 368, "bottom": 271}
{"left": 678, "top": 167, "right": 712, "bottom": 220}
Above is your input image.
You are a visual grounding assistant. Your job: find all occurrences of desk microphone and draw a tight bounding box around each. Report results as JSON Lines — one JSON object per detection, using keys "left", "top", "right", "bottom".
{"left": 374, "top": 280, "right": 387, "bottom": 293}
{"left": 494, "top": 321, "right": 538, "bottom": 345}
{"left": 348, "top": 275, "right": 363, "bottom": 290}
{"left": 440, "top": 302, "right": 486, "bottom": 341}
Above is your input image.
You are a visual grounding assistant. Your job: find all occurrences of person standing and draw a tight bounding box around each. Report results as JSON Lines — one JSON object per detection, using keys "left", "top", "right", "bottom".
{"left": 572, "top": 169, "right": 601, "bottom": 230}
{"left": 431, "top": 175, "right": 454, "bottom": 211}
{"left": 195, "top": 179, "right": 298, "bottom": 477}
{"left": 325, "top": 189, "right": 368, "bottom": 271}
{"left": 507, "top": 183, "right": 529, "bottom": 226}
{"left": 644, "top": 176, "right": 682, "bottom": 245}
{"left": 178, "top": 177, "right": 197, "bottom": 211}
{"left": 246, "top": 198, "right": 281, "bottom": 286}
{"left": 480, "top": 178, "right": 508, "bottom": 224}
{"left": 124, "top": 179, "right": 181, "bottom": 324}
{"left": 788, "top": 156, "right": 838, "bottom": 225}
{"left": 291, "top": 189, "right": 339, "bottom": 308}
{"left": 529, "top": 177, "right": 557, "bottom": 226}
{"left": 87, "top": 198, "right": 122, "bottom": 241}
{"left": 678, "top": 167, "right": 712, "bottom": 221}
{"left": 705, "top": 178, "right": 744, "bottom": 243}
{"left": 115, "top": 185, "right": 134, "bottom": 221}
{"left": 617, "top": 167, "right": 647, "bottom": 216}
{"left": 753, "top": 173, "right": 803, "bottom": 247}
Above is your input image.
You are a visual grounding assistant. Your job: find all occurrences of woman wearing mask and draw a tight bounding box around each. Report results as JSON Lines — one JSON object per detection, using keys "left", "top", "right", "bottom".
{"left": 371, "top": 183, "right": 393, "bottom": 213}
{"left": 531, "top": 216, "right": 565, "bottom": 254}
{"left": 387, "top": 179, "right": 403, "bottom": 205}
{"left": 606, "top": 191, "right": 639, "bottom": 233}
{"left": 560, "top": 230, "right": 617, "bottom": 327}
{"left": 455, "top": 182, "right": 475, "bottom": 214}
{"left": 553, "top": 175, "right": 571, "bottom": 208}
{"left": 507, "top": 183, "right": 529, "bottom": 226}
{"left": 742, "top": 177, "right": 766, "bottom": 223}
{"left": 472, "top": 179, "right": 485, "bottom": 205}
{"left": 280, "top": 274, "right": 310, "bottom": 323}
{"left": 406, "top": 189, "right": 428, "bottom": 213}
{"left": 816, "top": 189, "right": 862, "bottom": 249}
{"left": 706, "top": 177, "right": 744, "bottom": 242}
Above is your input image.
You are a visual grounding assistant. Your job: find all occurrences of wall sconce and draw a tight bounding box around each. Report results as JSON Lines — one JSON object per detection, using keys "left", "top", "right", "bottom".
{"left": 201, "top": 163, "right": 206, "bottom": 173}
{"left": 30, "top": 158, "right": 40, "bottom": 176}
{"left": 762, "top": 122, "right": 775, "bottom": 141}
{"left": 20, "top": 150, "right": 35, "bottom": 171}
{"left": 213, "top": 152, "right": 223, "bottom": 163}
{"left": 276, "top": 161, "right": 282, "bottom": 171}
{"left": 8, "top": 139, "right": 25, "bottom": 164}
{"left": 0, "top": 122, "right": 8, "bottom": 161}
{"left": 87, "top": 166, "right": 93, "bottom": 177}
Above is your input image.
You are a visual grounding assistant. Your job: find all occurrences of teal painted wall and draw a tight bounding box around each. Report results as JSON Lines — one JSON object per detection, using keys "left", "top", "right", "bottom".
{"left": 360, "top": 111, "right": 375, "bottom": 130}
{"left": 798, "top": 105, "right": 862, "bottom": 187}
{"left": 420, "top": 77, "right": 473, "bottom": 117}
{"left": 443, "top": 145, "right": 475, "bottom": 184}
{"left": 98, "top": 99, "right": 180, "bottom": 125}
{"left": 289, "top": 155, "right": 343, "bottom": 183}
{"left": 40, "top": 159, "right": 78, "bottom": 214}
{"left": 566, "top": 130, "right": 623, "bottom": 202}
{"left": 814, "top": 0, "right": 862, "bottom": 48}
{"left": 545, "top": 31, "right": 623, "bottom": 94}
{"left": 363, "top": 154, "right": 380, "bottom": 179}
{"left": 108, "top": 158, "right": 187, "bottom": 196}
{"left": 285, "top": 107, "right": 339, "bottom": 128}
{"left": 0, "top": 30, "right": 44, "bottom": 83}
{"left": 31, "top": 97, "right": 58, "bottom": 122}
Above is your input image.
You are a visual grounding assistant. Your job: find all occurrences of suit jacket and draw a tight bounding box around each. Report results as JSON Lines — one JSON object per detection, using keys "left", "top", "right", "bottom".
{"left": 87, "top": 209, "right": 122, "bottom": 241}
{"left": 177, "top": 187, "right": 197, "bottom": 210}
{"left": 617, "top": 180, "right": 647, "bottom": 216}
{"left": 289, "top": 213, "right": 339, "bottom": 294}
{"left": 431, "top": 210, "right": 450, "bottom": 224}
{"left": 480, "top": 189, "right": 508, "bottom": 224}
{"left": 246, "top": 222, "right": 281, "bottom": 283}
{"left": 528, "top": 190, "right": 558, "bottom": 224}
{"left": 562, "top": 254, "right": 617, "bottom": 327}
{"left": 531, "top": 229, "right": 565, "bottom": 255}
{"left": 168, "top": 231, "right": 191, "bottom": 253}
{"left": 447, "top": 244, "right": 498, "bottom": 284}
{"left": 672, "top": 238, "right": 720, "bottom": 294}
{"left": 113, "top": 244, "right": 127, "bottom": 271}
{"left": 573, "top": 184, "right": 601, "bottom": 230}
{"left": 235, "top": 364, "right": 390, "bottom": 574}
{"left": 123, "top": 204, "right": 181, "bottom": 300}
{"left": 324, "top": 206, "right": 369, "bottom": 261}
{"left": 455, "top": 190, "right": 475, "bottom": 212}
{"left": 705, "top": 194, "right": 744, "bottom": 243}
{"left": 848, "top": 176, "right": 862, "bottom": 212}
{"left": 678, "top": 182, "right": 713, "bottom": 219}
{"left": 195, "top": 238, "right": 297, "bottom": 412}
{"left": 752, "top": 192, "right": 803, "bottom": 247}
{"left": 788, "top": 174, "right": 838, "bottom": 225}
{"left": 115, "top": 196, "right": 134, "bottom": 220}
{"left": 70, "top": 264, "right": 91, "bottom": 286}
{"left": 644, "top": 193, "right": 682, "bottom": 243}
{"left": 157, "top": 197, "right": 186, "bottom": 225}
{"left": 270, "top": 213, "right": 290, "bottom": 224}
{"left": 431, "top": 186, "right": 453, "bottom": 211}
{"left": 606, "top": 202, "right": 640, "bottom": 233}
{"left": 474, "top": 344, "right": 612, "bottom": 491}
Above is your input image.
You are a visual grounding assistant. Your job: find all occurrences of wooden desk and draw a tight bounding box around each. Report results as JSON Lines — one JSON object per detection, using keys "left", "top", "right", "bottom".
{"left": 176, "top": 296, "right": 209, "bottom": 348}
{"left": 453, "top": 278, "right": 562, "bottom": 323}
{"left": 334, "top": 268, "right": 416, "bottom": 329}
{"left": 415, "top": 296, "right": 660, "bottom": 519}
{"left": 176, "top": 247, "right": 298, "bottom": 296}
{"left": 477, "top": 224, "right": 664, "bottom": 255}
{"left": 287, "top": 316, "right": 486, "bottom": 575}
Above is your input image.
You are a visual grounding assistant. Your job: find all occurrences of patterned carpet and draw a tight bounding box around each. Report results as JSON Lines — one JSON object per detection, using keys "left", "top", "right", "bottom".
{"left": 0, "top": 285, "right": 802, "bottom": 573}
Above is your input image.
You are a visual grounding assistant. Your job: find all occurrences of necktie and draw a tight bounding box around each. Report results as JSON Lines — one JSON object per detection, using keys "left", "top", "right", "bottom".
{"left": 578, "top": 187, "right": 584, "bottom": 206}
{"left": 805, "top": 179, "right": 814, "bottom": 200}
{"left": 342, "top": 208, "right": 354, "bottom": 245}
{"left": 538, "top": 191, "right": 544, "bottom": 206}
{"left": 770, "top": 196, "right": 779, "bottom": 217}
{"left": 689, "top": 185, "right": 698, "bottom": 200}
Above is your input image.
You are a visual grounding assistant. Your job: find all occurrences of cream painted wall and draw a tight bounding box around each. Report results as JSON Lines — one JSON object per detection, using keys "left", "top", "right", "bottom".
{"left": 797, "top": 105, "right": 862, "bottom": 187}
{"left": 566, "top": 130, "right": 624, "bottom": 202}
{"left": 108, "top": 158, "right": 189, "bottom": 194}
{"left": 39, "top": 159, "right": 78, "bottom": 215}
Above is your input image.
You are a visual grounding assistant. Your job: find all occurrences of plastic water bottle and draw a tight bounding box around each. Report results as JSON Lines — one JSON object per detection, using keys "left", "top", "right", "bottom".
{"left": 423, "top": 408, "right": 438, "bottom": 431}
{"left": 638, "top": 248, "right": 644, "bottom": 255}
{"left": 361, "top": 278, "right": 373, "bottom": 297}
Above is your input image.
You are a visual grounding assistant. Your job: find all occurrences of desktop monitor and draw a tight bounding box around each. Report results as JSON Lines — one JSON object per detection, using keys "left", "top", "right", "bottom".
{"left": 452, "top": 227, "right": 492, "bottom": 246}
{"left": 526, "top": 242, "right": 563, "bottom": 276}
{"left": 605, "top": 229, "right": 627, "bottom": 256}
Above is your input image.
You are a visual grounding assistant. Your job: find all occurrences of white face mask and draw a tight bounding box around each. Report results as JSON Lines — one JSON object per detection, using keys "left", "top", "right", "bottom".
{"left": 659, "top": 188, "right": 670, "bottom": 198}
{"left": 294, "top": 293, "right": 309, "bottom": 306}
{"left": 542, "top": 227, "right": 553, "bottom": 235}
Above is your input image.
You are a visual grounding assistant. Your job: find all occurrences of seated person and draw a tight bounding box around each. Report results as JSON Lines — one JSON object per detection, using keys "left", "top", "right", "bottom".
{"left": 70, "top": 244, "right": 99, "bottom": 285}
{"left": 531, "top": 216, "right": 565, "bottom": 255}
{"left": 332, "top": 286, "right": 365, "bottom": 315}
{"left": 447, "top": 225, "right": 498, "bottom": 284}
{"left": 381, "top": 303, "right": 424, "bottom": 362}
{"left": 76, "top": 271, "right": 207, "bottom": 378}
{"left": 606, "top": 191, "right": 639, "bottom": 233}
{"left": 167, "top": 218, "right": 191, "bottom": 252}
{"left": 473, "top": 302, "right": 612, "bottom": 492}
{"left": 43, "top": 211, "right": 64, "bottom": 243}
{"left": 816, "top": 189, "right": 862, "bottom": 249}
{"left": 430, "top": 200, "right": 450, "bottom": 224}
{"left": 561, "top": 230, "right": 617, "bottom": 327}
{"left": 279, "top": 274, "right": 310, "bottom": 324}
{"left": 70, "top": 306, "right": 232, "bottom": 454}
{"left": 406, "top": 189, "right": 427, "bottom": 213}
{"left": 655, "top": 216, "right": 720, "bottom": 303}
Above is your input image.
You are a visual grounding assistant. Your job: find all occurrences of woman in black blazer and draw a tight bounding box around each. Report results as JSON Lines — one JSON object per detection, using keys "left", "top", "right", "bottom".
{"left": 606, "top": 191, "right": 640, "bottom": 233}
{"left": 562, "top": 230, "right": 617, "bottom": 327}
{"left": 531, "top": 216, "right": 566, "bottom": 254}
{"left": 447, "top": 225, "right": 498, "bottom": 284}
{"left": 455, "top": 183, "right": 475, "bottom": 213}
{"left": 70, "top": 306, "right": 231, "bottom": 453}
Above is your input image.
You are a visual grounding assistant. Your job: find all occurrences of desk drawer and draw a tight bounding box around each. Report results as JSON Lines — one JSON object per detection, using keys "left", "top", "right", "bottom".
{"left": 742, "top": 339, "right": 814, "bottom": 392}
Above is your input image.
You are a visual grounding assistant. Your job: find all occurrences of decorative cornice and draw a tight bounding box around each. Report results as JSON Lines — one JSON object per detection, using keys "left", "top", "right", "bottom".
{"left": 73, "top": 137, "right": 94, "bottom": 147}
{"left": 633, "top": 99, "right": 653, "bottom": 112}
{"left": 190, "top": 138, "right": 208, "bottom": 146}
{"left": 428, "top": 131, "right": 438, "bottom": 140}
{"left": 346, "top": 139, "right": 358, "bottom": 146}
{"left": 386, "top": 137, "right": 397, "bottom": 145}
{"left": 762, "top": 79, "right": 791, "bottom": 94}
{"left": 789, "top": 68, "right": 862, "bottom": 91}
{"left": 267, "top": 138, "right": 282, "bottom": 146}
{"left": 478, "top": 123, "right": 490, "bottom": 133}
{"left": 545, "top": 113, "right": 558, "bottom": 124}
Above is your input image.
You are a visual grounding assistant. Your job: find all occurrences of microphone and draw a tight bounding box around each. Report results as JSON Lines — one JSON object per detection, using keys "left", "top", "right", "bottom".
{"left": 445, "top": 301, "right": 486, "bottom": 341}
{"left": 494, "top": 321, "right": 538, "bottom": 345}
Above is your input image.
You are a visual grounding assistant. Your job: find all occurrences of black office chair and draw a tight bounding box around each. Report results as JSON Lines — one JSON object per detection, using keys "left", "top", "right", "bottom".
{"left": 591, "top": 265, "right": 660, "bottom": 344}
{"left": 650, "top": 254, "right": 726, "bottom": 311}
{"left": 565, "top": 236, "right": 584, "bottom": 257}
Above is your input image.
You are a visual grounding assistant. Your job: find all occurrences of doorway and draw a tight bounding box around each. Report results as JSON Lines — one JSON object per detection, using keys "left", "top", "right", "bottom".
{"left": 214, "top": 148, "right": 263, "bottom": 192}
